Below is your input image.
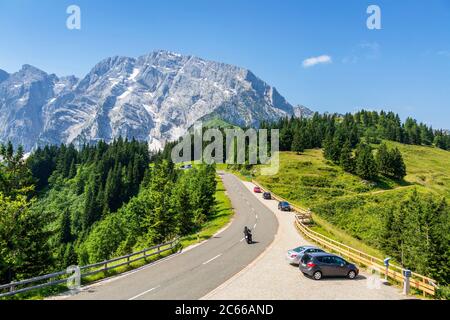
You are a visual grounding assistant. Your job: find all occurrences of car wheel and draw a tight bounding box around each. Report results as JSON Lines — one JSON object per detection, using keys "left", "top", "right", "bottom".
{"left": 348, "top": 270, "right": 356, "bottom": 279}
{"left": 313, "top": 271, "right": 322, "bottom": 280}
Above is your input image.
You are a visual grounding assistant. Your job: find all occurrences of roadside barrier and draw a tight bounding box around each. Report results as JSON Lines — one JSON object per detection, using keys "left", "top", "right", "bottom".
{"left": 0, "top": 238, "right": 180, "bottom": 298}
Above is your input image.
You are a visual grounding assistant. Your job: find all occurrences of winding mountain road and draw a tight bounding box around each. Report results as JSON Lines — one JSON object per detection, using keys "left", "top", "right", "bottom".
{"left": 59, "top": 172, "right": 278, "bottom": 300}
{"left": 56, "top": 171, "right": 405, "bottom": 300}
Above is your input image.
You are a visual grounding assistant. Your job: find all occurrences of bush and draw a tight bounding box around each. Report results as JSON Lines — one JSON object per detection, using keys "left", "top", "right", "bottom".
{"left": 436, "top": 286, "right": 450, "bottom": 300}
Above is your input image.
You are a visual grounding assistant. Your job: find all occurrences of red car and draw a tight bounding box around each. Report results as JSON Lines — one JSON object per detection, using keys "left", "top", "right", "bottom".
{"left": 253, "top": 186, "right": 262, "bottom": 193}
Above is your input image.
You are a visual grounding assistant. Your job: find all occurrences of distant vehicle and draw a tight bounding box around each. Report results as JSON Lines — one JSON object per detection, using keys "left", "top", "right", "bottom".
{"left": 299, "top": 252, "right": 359, "bottom": 280}
{"left": 286, "top": 246, "right": 324, "bottom": 265}
{"left": 253, "top": 186, "right": 262, "bottom": 193}
{"left": 263, "top": 192, "right": 271, "bottom": 200}
{"left": 278, "top": 201, "right": 291, "bottom": 211}
{"left": 181, "top": 164, "right": 192, "bottom": 170}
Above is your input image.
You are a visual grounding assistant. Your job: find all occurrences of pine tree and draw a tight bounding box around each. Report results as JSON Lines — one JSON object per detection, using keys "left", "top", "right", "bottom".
{"left": 376, "top": 143, "right": 391, "bottom": 176}
{"left": 279, "top": 125, "right": 293, "bottom": 151}
{"left": 171, "top": 173, "right": 194, "bottom": 235}
{"left": 59, "top": 209, "right": 72, "bottom": 244}
{"left": 339, "top": 141, "right": 355, "bottom": 173}
{"left": 144, "top": 160, "right": 176, "bottom": 244}
{"left": 68, "top": 159, "right": 77, "bottom": 179}
{"left": 355, "top": 143, "right": 378, "bottom": 180}
{"left": 390, "top": 147, "right": 407, "bottom": 180}
{"left": 323, "top": 134, "right": 340, "bottom": 162}
{"left": 291, "top": 130, "right": 304, "bottom": 154}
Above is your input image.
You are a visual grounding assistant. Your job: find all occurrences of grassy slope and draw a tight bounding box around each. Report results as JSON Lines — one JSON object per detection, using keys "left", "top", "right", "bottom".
{"left": 384, "top": 141, "right": 450, "bottom": 200}
{"left": 253, "top": 143, "right": 450, "bottom": 259}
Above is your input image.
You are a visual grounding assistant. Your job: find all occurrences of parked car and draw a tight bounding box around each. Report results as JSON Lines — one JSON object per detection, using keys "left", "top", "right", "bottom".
{"left": 278, "top": 201, "right": 291, "bottom": 211}
{"left": 253, "top": 186, "right": 262, "bottom": 193}
{"left": 299, "top": 252, "right": 359, "bottom": 280}
{"left": 286, "top": 246, "right": 324, "bottom": 265}
{"left": 263, "top": 192, "right": 271, "bottom": 200}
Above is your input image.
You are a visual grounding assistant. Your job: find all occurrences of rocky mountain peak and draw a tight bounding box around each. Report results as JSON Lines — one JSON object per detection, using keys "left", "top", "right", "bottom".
{"left": 1, "top": 51, "right": 308, "bottom": 152}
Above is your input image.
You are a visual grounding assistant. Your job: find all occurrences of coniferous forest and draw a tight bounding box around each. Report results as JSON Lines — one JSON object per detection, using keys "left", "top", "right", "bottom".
{"left": 0, "top": 138, "right": 217, "bottom": 284}
{"left": 259, "top": 111, "right": 450, "bottom": 287}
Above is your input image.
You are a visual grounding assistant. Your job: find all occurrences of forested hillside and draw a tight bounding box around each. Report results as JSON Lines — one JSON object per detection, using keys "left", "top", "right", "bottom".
{"left": 262, "top": 110, "right": 450, "bottom": 153}
{"left": 253, "top": 110, "right": 450, "bottom": 287}
{"left": 0, "top": 140, "right": 217, "bottom": 284}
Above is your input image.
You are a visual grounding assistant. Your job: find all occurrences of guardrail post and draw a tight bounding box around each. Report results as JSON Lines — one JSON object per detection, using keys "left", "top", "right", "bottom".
{"left": 10, "top": 281, "right": 16, "bottom": 293}
{"left": 104, "top": 262, "right": 107, "bottom": 273}
{"left": 127, "top": 255, "right": 130, "bottom": 266}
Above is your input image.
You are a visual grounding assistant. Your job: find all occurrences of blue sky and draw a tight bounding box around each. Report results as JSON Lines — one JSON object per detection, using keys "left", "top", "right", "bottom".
{"left": 0, "top": 0, "right": 449, "bottom": 129}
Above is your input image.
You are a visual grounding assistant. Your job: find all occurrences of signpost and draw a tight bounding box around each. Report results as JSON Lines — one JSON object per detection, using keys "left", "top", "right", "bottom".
{"left": 403, "top": 269, "right": 412, "bottom": 295}
{"left": 383, "top": 257, "right": 391, "bottom": 281}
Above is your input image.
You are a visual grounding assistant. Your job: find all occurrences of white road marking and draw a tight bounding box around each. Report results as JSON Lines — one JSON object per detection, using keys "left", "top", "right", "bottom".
{"left": 203, "top": 254, "right": 222, "bottom": 265}
{"left": 256, "top": 215, "right": 258, "bottom": 219}
{"left": 253, "top": 223, "right": 257, "bottom": 229}
{"left": 128, "top": 285, "right": 161, "bottom": 300}
{"left": 240, "top": 238, "right": 245, "bottom": 242}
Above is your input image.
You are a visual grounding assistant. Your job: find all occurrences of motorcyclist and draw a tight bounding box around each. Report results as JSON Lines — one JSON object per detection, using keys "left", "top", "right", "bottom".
{"left": 244, "top": 226, "right": 252, "bottom": 244}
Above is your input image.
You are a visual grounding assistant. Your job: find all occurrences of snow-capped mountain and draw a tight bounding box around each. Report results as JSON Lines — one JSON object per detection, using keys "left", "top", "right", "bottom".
{"left": 0, "top": 50, "right": 308, "bottom": 152}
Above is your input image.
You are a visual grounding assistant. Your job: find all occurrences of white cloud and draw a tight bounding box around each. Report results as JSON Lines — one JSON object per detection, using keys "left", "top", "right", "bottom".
{"left": 302, "top": 55, "right": 332, "bottom": 68}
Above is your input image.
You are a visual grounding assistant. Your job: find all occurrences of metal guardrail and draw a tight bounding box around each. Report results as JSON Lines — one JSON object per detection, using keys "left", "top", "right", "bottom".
{"left": 252, "top": 180, "right": 438, "bottom": 297}
{"left": 0, "top": 238, "right": 180, "bottom": 298}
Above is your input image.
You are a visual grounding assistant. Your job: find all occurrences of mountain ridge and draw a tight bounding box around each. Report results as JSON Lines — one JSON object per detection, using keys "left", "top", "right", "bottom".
{"left": 0, "top": 50, "right": 312, "bottom": 151}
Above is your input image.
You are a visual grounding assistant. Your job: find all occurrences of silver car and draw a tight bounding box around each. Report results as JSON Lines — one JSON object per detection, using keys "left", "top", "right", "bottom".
{"left": 286, "top": 246, "right": 324, "bottom": 265}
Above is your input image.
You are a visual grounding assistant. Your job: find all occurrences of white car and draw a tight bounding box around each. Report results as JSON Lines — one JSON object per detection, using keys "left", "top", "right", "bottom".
{"left": 286, "top": 246, "right": 324, "bottom": 265}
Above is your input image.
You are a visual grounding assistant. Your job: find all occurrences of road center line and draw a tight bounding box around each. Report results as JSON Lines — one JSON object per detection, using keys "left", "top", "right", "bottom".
{"left": 128, "top": 285, "right": 161, "bottom": 300}
{"left": 203, "top": 254, "right": 222, "bottom": 265}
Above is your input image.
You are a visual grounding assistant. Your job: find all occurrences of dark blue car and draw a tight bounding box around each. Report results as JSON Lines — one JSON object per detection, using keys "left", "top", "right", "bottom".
{"left": 278, "top": 201, "right": 291, "bottom": 211}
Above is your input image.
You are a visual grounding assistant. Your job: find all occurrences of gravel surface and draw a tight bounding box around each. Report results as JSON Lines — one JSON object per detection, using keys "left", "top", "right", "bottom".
{"left": 203, "top": 181, "right": 406, "bottom": 300}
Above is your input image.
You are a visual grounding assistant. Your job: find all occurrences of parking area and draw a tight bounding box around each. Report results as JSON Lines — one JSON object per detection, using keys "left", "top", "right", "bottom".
{"left": 204, "top": 181, "right": 406, "bottom": 300}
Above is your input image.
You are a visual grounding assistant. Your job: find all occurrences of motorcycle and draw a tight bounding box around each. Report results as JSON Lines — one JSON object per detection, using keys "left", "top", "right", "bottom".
{"left": 245, "top": 232, "right": 253, "bottom": 244}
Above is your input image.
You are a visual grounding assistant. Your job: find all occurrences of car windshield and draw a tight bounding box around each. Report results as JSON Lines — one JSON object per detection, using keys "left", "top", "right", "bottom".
{"left": 282, "top": 202, "right": 289, "bottom": 206}
{"left": 293, "top": 246, "right": 306, "bottom": 253}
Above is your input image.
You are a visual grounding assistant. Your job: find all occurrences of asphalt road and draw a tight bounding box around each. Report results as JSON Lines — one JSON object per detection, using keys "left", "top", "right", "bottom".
{"left": 61, "top": 172, "right": 278, "bottom": 300}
